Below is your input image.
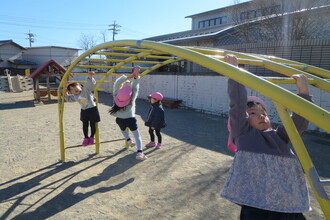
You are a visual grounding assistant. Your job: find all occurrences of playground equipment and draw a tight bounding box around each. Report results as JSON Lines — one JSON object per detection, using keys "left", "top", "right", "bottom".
{"left": 58, "top": 40, "right": 330, "bottom": 218}
{"left": 0, "top": 74, "right": 33, "bottom": 92}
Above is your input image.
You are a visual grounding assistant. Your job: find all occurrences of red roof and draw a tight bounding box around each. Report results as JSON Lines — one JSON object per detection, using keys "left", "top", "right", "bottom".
{"left": 29, "top": 59, "right": 66, "bottom": 78}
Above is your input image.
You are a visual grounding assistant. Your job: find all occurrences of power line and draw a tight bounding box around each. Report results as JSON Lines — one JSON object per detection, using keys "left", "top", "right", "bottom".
{"left": 108, "top": 21, "right": 121, "bottom": 41}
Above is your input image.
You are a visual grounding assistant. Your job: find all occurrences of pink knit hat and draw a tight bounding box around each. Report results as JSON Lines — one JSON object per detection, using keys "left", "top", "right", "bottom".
{"left": 227, "top": 96, "right": 266, "bottom": 153}
{"left": 149, "top": 92, "right": 164, "bottom": 101}
{"left": 247, "top": 96, "right": 267, "bottom": 110}
{"left": 115, "top": 85, "right": 132, "bottom": 107}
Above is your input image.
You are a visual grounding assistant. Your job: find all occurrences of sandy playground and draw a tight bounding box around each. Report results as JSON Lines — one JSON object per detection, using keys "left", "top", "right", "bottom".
{"left": 0, "top": 90, "right": 329, "bottom": 220}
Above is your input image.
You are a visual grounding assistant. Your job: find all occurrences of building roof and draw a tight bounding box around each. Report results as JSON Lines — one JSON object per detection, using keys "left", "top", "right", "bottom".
{"left": 8, "top": 59, "right": 37, "bottom": 65}
{"left": 27, "top": 46, "right": 80, "bottom": 50}
{"left": 0, "top": 40, "right": 26, "bottom": 50}
{"left": 29, "top": 59, "right": 66, "bottom": 78}
{"left": 145, "top": 25, "right": 234, "bottom": 43}
{"left": 146, "top": 5, "right": 330, "bottom": 44}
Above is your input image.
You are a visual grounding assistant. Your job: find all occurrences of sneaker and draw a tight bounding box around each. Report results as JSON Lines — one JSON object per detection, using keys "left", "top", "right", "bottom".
{"left": 82, "top": 138, "right": 89, "bottom": 146}
{"left": 127, "top": 140, "right": 136, "bottom": 147}
{"left": 156, "top": 143, "right": 162, "bottom": 149}
{"left": 89, "top": 137, "right": 95, "bottom": 145}
{"left": 145, "top": 141, "right": 156, "bottom": 147}
{"left": 136, "top": 152, "right": 148, "bottom": 160}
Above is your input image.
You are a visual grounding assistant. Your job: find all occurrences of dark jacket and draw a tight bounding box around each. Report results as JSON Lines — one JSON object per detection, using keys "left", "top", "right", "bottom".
{"left": 145, "top": 103, "right": 166, "bottom": 129}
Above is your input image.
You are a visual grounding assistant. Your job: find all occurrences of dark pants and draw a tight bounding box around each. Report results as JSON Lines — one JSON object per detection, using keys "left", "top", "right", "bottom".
{"left": 148, "top": 127, "right": 162, "bottom": 143}
{"left": 80, "top": 107, "right": 100, "bottom": 138}
{"left": 83, "top": 121, "right": 96, "bottom": 138}
{"left": 116, "top": 117, "right": 138, "bottom": 131}
{"left": 240, "top": 206, "right": 306, "bottom": 220}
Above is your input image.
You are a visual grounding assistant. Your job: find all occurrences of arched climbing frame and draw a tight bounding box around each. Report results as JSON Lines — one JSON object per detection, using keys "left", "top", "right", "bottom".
{"left": 58, "top": 40, "right": 330, "bottom": 218}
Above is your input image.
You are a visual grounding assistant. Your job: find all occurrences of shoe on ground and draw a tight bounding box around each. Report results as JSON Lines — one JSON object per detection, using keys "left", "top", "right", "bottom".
{"left": 82, "top": 138, "right": 89, "bottom": 146}
{"left": 89, "top": 137, "right": 95, "bottom": 145}
{"left": 145, "top": 141, "right": 156, "bottom": 147}
{"left": 136, "top": 152, "right": 148, "bottom": 160}
{"left": 156, "top": 143, "right": 162, "bottom": 149}
{"left": 128, "top": 140, "right": 136, "bottom": 147}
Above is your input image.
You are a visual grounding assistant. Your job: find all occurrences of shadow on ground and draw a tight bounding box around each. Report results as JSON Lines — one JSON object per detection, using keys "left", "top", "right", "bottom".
{"left": 0, "top": 149, "right": 138, "bottom": 220}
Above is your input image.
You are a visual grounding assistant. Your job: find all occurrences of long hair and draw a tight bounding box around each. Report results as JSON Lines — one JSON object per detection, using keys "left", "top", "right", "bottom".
{"left": 109, "top": 103, "right": 126, "bottom": 114}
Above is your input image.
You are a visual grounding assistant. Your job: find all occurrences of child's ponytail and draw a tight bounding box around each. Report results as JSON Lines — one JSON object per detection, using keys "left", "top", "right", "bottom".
{"left": 109, "top": 103, "right": 126, "bottom": 114}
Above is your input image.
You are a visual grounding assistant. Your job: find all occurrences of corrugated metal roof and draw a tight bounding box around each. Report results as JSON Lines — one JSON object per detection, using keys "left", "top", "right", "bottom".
{"left": 8, "top": 59, "right": 36, "bottom": 65}
{"left": 0, "top": 40, "right": 26, "bottom": 50}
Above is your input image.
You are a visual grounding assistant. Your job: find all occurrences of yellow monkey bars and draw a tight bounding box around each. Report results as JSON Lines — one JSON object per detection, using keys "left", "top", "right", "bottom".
{"left": 58, "top": 40, "right": 330, "bottom": 219}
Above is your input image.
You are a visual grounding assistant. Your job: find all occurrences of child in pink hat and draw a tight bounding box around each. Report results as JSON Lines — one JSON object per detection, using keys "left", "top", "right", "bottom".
{"left": 144, "top": 92, "right": 166, "bottom": 149}
{"left": 109, "top": 66, "right": 147, "bottom": 160}
{"left": 221, "top": 54, "right": 313, "bottom": 219}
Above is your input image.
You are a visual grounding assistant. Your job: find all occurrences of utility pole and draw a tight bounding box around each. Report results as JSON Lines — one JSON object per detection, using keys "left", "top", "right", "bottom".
{"left": 108, "top": 21, "right": 121, "bottom": 41}
{"left": 26, "top": 31, "right": 35, "bottom": 47}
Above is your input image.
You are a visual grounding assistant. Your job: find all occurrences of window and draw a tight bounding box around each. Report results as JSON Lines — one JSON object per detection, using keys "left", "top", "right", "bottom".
{"left": 248, "top": 10, "right": 256, "bottom": 19}
{"left": 240, "top": 12, "right": 248, "bottom": 21}
{"left": 198, "top": 21, "right": 206, "bottom": 28}
{"left": 198, "top": 16, "right": 227, "bottom": 29}
{"left": 222, "top": 16, "right": 227, "bottom": 24}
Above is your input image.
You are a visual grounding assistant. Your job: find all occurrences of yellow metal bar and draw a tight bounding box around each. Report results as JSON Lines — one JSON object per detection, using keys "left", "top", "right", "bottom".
{"left": 67, "top": 81, "right": 114, "bottom": 84}
{"left": 58, "top": 40, "right": 329, "bottom": 218}
{"left": 210, "top": 55, "right": 264, "bottom": 66}
{"left": 263, "top": 77, "right": 318, "bottom": 85}
{"left": 274, "top": 102, "right": 330, "bottom": 219}
{"left": 185, "top": 46, "right": 225, "bottom": 56}
{"left": 57, "top": 88, "right": 66, "bottom": 161}
{"left": 109, "top": 46, "right": 164, "bottom": 54}
{"left": 77, "top": 65, "right": 115, "bottom": 69}
{"left": 135, "top": 40, "right": 330, "bottom": 133}
{"left": 222, "top": 50, "right": 330, "bottom": 93}
{"left": 71, "top": 73, "right": 108, "bottom": 76}
{"left": 145, "top": 55, "right": 175, "bottom": 59}
{"left": 97, "top": 88, "right": 113, "bottom": 91}
{"left": 95, "top": 91, "right": 100, "bottom": 154}
{"left": 94, "top": 51, "right": 153, "bottom": 91}
{"left": 140, "top": 58, "right": 184, "bottom": 77}
{"left": 77, "top": 65, "right": 149, "bottom": 70}
{"left": 96, "top": 52, "right": 138, "bottom": 57}
{"left": 65, "top": 139, "right": 125, "bottom": 149}
{"left": 88, "top": 58, "right": 161, "bottom": 64}
{"left": 258, "top": 55, "right": 330, "bottom": 78}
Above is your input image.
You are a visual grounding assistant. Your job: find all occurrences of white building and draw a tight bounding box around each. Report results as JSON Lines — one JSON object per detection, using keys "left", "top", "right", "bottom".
{"left": 0, "top": 40, "right": 79, "bottom": 75}
{"left": 23, "top": 46, "right": 79, "bottom": 69}
{"left": 0, "top": 40, "right": 36, "bottom": 73}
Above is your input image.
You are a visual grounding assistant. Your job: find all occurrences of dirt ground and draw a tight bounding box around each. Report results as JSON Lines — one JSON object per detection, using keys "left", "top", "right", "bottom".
{"left": 0, "top": 90, "right": 329, "bottom": 220}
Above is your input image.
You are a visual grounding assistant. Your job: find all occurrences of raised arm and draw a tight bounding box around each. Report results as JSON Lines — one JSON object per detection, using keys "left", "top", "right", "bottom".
{"left": 225, "top": 54, "right": 250, "bottom": 138}
{"left": 277, "top": 74, "right": 313, "bottom": 142}
{"left": 84, "top": 71, "right": 96, "bottom": 92}
{"left": 130, "top": 66, "right": 140, "bottom": 101}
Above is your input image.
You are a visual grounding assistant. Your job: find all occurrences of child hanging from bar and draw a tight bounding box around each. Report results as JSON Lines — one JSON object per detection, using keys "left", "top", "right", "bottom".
{"left": 65, "top": 71, "right": 100, "bottom": 146}
{"left": 221, "top": 54, "right": 313, "bottom": 220}
{"left": 109, "top": 66, "right": 147, "bottom": 160}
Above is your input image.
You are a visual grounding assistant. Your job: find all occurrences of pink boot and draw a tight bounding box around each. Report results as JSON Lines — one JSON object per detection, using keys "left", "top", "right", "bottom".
{"left": 89, "top": 137, "right": 95, "bottom": 145}
{"left": 156, "top": 143, "right": 162, "bottom": 149}
{"left": 82, "top": 138, "right": 89, "bottom": 146}
{"left": 145, "top": 141, "right": 156, "bottom": 147}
